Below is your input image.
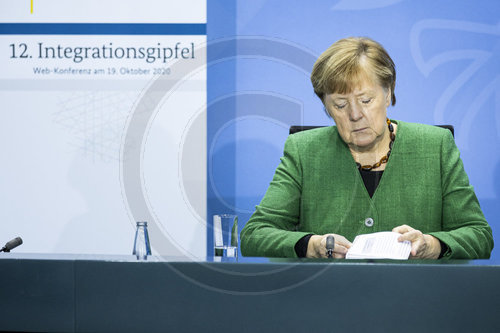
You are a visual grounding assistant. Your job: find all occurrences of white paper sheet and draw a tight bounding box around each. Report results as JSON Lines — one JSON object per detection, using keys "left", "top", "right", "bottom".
{"left": 346, "top": 232, "right": 411, "bottom": 260}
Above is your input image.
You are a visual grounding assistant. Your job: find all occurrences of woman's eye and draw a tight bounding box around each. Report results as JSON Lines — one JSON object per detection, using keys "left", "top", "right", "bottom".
{"left": 335, "top": 104, "right": 346, "bottom": 109}
{"left": 361, "top": 98, "right": 372, "bottom": 104}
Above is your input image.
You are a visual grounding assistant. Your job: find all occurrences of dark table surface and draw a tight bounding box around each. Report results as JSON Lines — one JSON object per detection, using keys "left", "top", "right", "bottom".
{"left": 1, "top": 253, "right": 500, "bottom": 333}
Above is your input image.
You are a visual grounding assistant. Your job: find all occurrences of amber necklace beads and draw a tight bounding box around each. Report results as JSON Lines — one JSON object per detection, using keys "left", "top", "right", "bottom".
{"left": 355, "top": 118, "right": 395, "bottom": 171}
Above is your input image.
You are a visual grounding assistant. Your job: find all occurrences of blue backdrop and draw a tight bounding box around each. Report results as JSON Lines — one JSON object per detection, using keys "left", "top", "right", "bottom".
{"left": 207, "top": 0, "right": 500, "bottom": 259}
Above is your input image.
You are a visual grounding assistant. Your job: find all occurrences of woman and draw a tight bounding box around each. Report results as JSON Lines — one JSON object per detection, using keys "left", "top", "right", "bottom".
{"left": 240, "top": 37, "right": 493, "bottom": 259}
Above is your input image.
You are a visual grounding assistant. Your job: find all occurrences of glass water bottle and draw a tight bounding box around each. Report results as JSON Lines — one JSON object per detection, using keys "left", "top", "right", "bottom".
{"left": 133, "top": 221, "right": 151, "bottom": 260}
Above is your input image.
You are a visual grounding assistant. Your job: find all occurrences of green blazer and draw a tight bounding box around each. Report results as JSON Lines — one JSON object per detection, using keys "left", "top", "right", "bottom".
{"left": 240, "top": 120, "right": 493, "bottom": 259}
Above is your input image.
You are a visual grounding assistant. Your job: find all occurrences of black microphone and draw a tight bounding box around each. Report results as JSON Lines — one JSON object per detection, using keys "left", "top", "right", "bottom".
{"left": 1, "top": 237, "right": 23, "bottom": 252}
{"left": 326, "top": 235, "right": 335, "bottom": 258}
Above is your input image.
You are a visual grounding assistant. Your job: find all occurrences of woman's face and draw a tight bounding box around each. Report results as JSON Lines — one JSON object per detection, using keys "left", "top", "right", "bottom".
{"left": 324, "top": 75, "right": 391, "bottom": 152}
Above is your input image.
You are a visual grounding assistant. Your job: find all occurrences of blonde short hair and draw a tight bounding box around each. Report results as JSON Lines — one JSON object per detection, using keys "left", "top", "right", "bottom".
{"left": 311, "top": 37, "right": 396, "bottom": 106}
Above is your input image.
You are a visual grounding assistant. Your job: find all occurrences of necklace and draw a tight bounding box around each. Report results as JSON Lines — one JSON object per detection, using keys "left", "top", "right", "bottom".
{"left": 355, "top": 118, "right": 395, "bottom": 171}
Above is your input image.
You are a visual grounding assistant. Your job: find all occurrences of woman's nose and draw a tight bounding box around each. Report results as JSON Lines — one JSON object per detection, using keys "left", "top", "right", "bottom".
{"left": 348, "top": 102, "right": 363, "bottom": 121}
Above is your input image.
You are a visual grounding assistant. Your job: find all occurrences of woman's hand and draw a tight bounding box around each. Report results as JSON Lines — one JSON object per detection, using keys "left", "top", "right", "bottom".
{"left": 392, "top": 225, "right": 441, "bottom": 259}
{"left": 306, "top": 234, "right": 352, "bottom": 258}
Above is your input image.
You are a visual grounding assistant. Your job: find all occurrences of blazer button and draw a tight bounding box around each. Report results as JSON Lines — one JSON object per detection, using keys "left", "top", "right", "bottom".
{"left": 364, "top": 218, "right": 374, "bottom": 227}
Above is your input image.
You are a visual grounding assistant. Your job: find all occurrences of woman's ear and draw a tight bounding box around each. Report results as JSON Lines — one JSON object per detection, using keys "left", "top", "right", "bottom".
{"left": 385, "top": 88, "right": 392, "bottom": 107}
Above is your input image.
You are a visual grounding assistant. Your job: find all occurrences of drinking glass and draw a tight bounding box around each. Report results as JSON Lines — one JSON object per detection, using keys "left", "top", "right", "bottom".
{"left": 213, "top": 214, "right": 238, "bottom": 261}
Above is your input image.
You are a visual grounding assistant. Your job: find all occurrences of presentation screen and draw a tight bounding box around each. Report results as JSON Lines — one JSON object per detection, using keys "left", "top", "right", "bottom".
{"left": 0, "top": 0, "right": 207, "bottom": 259}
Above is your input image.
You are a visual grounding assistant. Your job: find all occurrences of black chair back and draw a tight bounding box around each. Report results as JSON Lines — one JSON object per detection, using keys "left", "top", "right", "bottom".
{"left": 289, "top": 124, "right": 454, "bottom": 137}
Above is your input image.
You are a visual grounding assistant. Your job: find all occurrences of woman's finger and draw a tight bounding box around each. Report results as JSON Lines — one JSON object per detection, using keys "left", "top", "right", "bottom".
{"left": 392, "top": 224, "right": 414, "bottom": 234}
{"left": 410, "top": 237, "right": 424, "bottom": 257}
{"left": 398, "top": 229, "right": 422, "bottom": 242}
{"left": 334, "top": 252, "right": 346, "bottom": 259}
{"left": 335, "top": 235, "right": 352, "bottom": 248}
{"left": 334, "top": 244, "right": 349, "bottom": 255}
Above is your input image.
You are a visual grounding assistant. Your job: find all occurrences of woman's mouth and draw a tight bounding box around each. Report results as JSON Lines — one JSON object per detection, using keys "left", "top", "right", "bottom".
{"left": 353, "top": 127, "right": 367, "bottom": 132}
